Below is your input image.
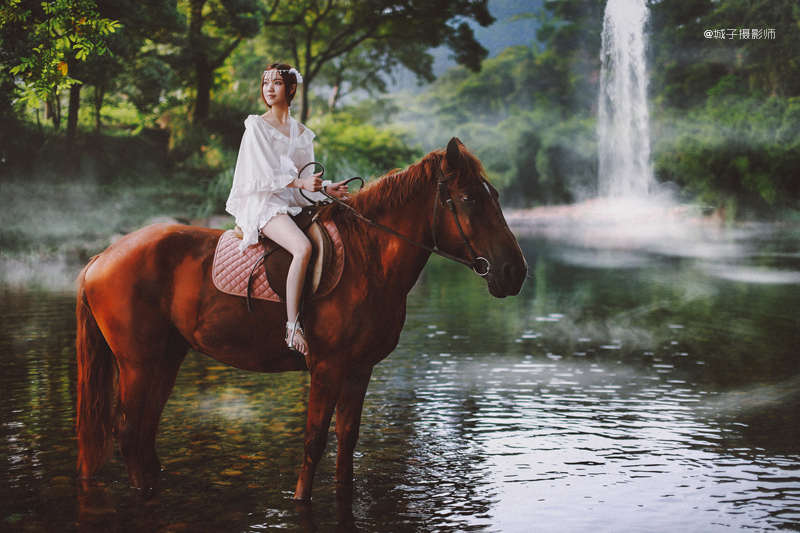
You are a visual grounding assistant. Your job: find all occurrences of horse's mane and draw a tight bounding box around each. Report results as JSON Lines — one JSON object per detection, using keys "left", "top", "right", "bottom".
{"left": 342, "top": 144, "right": 486, "bottom": 217}
{"left": 347, "top": 150, "right": 442, "bottom": 216}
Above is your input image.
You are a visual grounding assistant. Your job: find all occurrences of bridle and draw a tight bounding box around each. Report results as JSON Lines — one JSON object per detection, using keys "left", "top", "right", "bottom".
{"left": 431, "top": 168, "right": 491, "bottom": 277}
{"left": 246, "top": 159, "right": 491, "bottom": 314}
{"left": 302, "top": 159, "right": 491, "bottom": 278}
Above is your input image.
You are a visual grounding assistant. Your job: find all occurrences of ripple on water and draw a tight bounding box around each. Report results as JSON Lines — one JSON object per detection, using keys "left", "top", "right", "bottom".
{"left": 3, "top": 247, "right": 800, "bottom": 533}
{"left": 365, "top": 345, "right": 800, "bottom": 532}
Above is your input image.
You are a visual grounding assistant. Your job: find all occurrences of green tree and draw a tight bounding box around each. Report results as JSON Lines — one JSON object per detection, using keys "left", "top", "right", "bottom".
{"left": 533, "top": 0, "right": 604, "bottom": 112}
{"left": 176, "top": 0, "right": 294, "bottom": 125}
{"left": 80, "top": 0, "right": 183, "bottom": 126}
{"left": 650, "top": 0, "right": 800, "bottom": 107}
{"left": 422, "top": 45, "right": 537, "bottom": 123}
{"left": 263, "top": 0, "right": 495, "bottom": 123}
{"left": 1, "top": 0, "right": 119, "bottom": 127}
{"left": 317, "top": 46, "right": 395, "bottom": 113}
{"left": 704, "top": 0, "right": 800, "bottom": 98}
{"left": 52, "top": 0, "right": 183, "bottom": 162}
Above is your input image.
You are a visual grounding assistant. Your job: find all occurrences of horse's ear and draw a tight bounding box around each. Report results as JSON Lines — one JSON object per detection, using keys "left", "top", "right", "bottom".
{"left": 445, "top": 137, "right": 460, "bottom": 172}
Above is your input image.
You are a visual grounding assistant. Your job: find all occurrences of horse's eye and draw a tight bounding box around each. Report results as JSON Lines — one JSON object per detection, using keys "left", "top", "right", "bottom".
{"left": 461, "top": 194, "right": 474, "bottom": 203}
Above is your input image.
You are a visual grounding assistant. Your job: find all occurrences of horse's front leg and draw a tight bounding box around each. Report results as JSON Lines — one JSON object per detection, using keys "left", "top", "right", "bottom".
{"left": 334, "top": 368, "right": 373, "bottom": 484}
{"left": 294, "top": 365, "right": 345, "bottom": 501}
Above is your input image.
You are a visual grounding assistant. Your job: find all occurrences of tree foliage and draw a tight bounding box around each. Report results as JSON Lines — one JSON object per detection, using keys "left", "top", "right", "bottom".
{"left": 403, "top": 0, "right": 800, "bottom": 214}
{"left": 4, "top": 0, "right": 799, "bottom": 218}
{"left": 262, "top": 0, "right": 495, "bottom": 122}
{"left": 654, "top": 89, "right": 800, "bottom": 215}
{"left": 176, "top": 0, "right": 265, "bottom": 124}
{"left": 1, "top": 0, "right": 119, "bottom": 109}
{"left": 650, "top": 0, "right": 800, "bottom": 108}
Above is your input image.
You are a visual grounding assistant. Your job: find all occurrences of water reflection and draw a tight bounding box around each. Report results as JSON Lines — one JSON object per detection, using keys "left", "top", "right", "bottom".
{"left": 1, "top": 227, "right": 799, "bottom": 531}
{"left": 377, "top": 350, "right": 800, "bottom": 531}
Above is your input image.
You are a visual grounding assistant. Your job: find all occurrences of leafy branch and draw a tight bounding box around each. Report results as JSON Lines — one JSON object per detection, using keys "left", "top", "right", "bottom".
{"left": 5, "top": 0, "right": 120, "bottom": 107}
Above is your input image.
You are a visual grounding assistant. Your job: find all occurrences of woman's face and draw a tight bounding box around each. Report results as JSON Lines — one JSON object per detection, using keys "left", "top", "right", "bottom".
{"left": 263, "top": 70, "right": 287, "bottom": 108}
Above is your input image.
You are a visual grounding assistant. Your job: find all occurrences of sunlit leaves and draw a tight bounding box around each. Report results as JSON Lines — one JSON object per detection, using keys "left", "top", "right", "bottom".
{"left": 0, "top": 0, "right": 31, "bottom": 26}
{"left": 4, "top": 0, "right": 120, "bottom": 107}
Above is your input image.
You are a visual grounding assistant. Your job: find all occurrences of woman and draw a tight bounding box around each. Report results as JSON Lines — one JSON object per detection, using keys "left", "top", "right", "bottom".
{"left": 226, "top": 63, "right": 349, "bottom": 356}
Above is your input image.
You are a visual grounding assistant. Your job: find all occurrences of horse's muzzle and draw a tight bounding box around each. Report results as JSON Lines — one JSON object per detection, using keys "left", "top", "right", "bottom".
{"left": 486, "top": 257, "right": 527, "bottom": 298}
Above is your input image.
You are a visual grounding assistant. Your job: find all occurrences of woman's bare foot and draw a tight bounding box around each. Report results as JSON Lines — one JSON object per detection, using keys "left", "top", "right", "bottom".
{"left": 286, "top": 322, "right": 309, "bottom": 356}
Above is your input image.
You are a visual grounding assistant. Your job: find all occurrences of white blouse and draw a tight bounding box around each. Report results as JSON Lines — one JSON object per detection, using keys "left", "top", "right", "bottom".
{"left": 225, "top": 115, "right": 327, "bottom": 251}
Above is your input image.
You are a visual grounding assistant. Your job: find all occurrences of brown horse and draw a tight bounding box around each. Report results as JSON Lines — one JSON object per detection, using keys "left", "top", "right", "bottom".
{"left": 75, "top": 138, "right": 527, "bottom": 501}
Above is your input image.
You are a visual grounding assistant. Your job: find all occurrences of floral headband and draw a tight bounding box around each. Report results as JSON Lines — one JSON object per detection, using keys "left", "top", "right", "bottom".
{"left": 263, "top": 68, "right": 303, "bottom": 84}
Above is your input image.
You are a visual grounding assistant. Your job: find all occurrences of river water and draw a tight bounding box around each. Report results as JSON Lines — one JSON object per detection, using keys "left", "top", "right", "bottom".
{"left": 2, "top": 223, "right": 799, "bottom": 532}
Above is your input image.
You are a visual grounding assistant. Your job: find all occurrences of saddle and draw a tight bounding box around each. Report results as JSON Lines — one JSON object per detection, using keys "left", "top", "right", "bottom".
{"left": 234, "top": 205, "right": 331, "bottom": 300}
{"left": 212, "top": 205, "right": 345, "bottom": 308}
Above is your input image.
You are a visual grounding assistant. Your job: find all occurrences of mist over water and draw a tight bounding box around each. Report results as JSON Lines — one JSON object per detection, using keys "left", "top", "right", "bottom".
{"left": 598, "top": 0, "right": 654, "bottom": 198}
{"left": 523, "top": 0, "right": 757, "bottom": 276}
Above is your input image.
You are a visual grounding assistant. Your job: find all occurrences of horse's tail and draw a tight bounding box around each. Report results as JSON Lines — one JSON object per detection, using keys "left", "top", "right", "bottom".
{"left": 76, "top": 256, "right": 117, "bottom": 478}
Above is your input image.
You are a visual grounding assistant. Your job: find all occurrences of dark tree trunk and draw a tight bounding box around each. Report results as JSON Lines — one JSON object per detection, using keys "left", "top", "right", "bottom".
{"left": 36, "top": 105, "right": 43, "bottom": 137}
{"left": 186, "top": 0, "right": 245, "bottom": 126}
{"left": 300, "top": 82, "right": 309, "bottom": 123}
{"left": 193, "top": 60, "right": 212, "bottom": 124}
{"left": 94, "top": 84, "right": 105, "bottom": 134}
{"left": 188, "top": 0, "right": 209, "bottom": 125}
{"left": 66, "top": 84, "right": 82, "bottom": 173}
{"left": 66, "top": 84, "right": 81, "bottom": 137}
{"left": 46, "top": 96, "right": 61, "bottom": 131}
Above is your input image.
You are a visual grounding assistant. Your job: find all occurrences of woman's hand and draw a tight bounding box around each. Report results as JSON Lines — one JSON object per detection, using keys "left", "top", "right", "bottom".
{"left": 325, "top": 180, "right": 350, "bottom": 199}
{"left": 297, "top": 171, "right": 323, "bottom": 192}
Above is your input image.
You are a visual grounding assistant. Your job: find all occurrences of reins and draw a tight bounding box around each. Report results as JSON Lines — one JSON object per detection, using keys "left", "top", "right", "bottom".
{"left": 245, "top": 160, "right": 490, "bottom": 312}
{"left": 299, "top": 161, "right": 490, "bottom": 278}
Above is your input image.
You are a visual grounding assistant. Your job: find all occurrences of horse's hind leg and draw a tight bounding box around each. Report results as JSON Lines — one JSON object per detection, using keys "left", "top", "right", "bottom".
{"left": 139, "top": 333, "right": 189, "bottom": 485}
{"left": 113, "top": 332, "right": 188, "bottom": 491}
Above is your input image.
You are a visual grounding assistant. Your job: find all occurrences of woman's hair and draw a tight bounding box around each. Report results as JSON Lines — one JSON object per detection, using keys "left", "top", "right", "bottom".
{"left": 261, "top": 62, "right": 298, "bottom": 108}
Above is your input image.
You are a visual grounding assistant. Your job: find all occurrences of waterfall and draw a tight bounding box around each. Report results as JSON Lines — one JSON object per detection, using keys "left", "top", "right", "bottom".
{"left": 597, "top": 0, "right": 654, "bottom": 198}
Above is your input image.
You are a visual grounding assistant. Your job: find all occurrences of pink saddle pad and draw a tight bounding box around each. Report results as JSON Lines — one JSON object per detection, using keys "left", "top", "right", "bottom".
{"left": 212, "top": 220, "right": 344, "bottom": 303}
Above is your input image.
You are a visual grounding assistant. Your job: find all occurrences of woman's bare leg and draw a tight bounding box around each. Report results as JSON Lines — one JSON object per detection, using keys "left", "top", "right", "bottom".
{"left": 260, "top": 214, "right": 313, "bottom": 355}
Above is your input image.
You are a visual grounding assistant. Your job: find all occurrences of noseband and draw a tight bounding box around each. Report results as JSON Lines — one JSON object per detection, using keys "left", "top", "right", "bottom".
{"left": 306, "top": 160, "right": 491, "bottom": 278}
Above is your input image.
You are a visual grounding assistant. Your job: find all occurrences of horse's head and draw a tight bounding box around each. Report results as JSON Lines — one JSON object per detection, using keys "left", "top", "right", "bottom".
{"left": 434, "top": 138, "right": 528, "bottom": 297}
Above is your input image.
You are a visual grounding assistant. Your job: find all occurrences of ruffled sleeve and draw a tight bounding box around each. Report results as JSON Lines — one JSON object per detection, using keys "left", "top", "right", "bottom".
{"left": 226, "top": 116, "right": 295, "bottom": 199}
{"left": 225, "top": 116, "right": 299, "bottom": 250}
